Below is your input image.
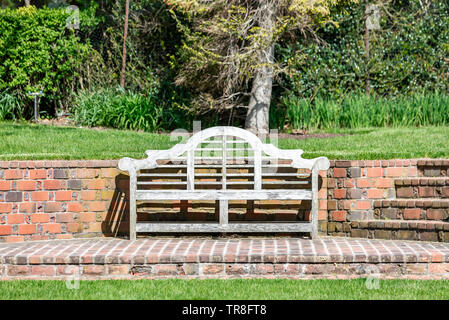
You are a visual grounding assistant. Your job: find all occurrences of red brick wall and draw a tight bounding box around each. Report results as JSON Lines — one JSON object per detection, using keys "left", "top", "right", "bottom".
{"left": 0, "top": 161, "right": 122, "bottom": 242}
{"left": 0, "top": 159, "right": 445, "bottom": 243}
{"left": 327, "top": 160, "right": 418, "bottom": 225}
{"left": 326, "top": 159, "right": 449, "bottom": 241}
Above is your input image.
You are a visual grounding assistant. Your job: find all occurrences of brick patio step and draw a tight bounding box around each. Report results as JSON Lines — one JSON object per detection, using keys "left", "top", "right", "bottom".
{"left": 1, "top": 238, "right": 449, "bottom": 279}
{"left": 351, "top": 219, "right": 449, "bottom": 242}
{"left": 417, "top": 159, "right": 449, "bottom": 177}
{"left": 373, "top": 198, "right": 449, "bottom": 221}
{"left": 394, "top": 177, "right": 449, "bottom": 198}
{"left": 374, "top": 198, "right": 449, "bottom": 208}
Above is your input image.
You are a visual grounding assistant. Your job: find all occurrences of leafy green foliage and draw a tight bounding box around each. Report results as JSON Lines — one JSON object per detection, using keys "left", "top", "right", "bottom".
{"left": 0, "top": 89, "right": 22, "bottom": 120}
{"left": 284, "top": 92, "right": 449, "bottom": 130}
{"left": 0, "top": 5, "right": 95, "bottom": 115}
{"left": 72, "top": 87, "right": 174, "bottom": 132}
{"left": 168, "top": 0, "right": 357, "bottom": 116}
{"left": 2, "top": 1, "right": 449, "bottom": 132}
{"left": 76, "top": 0, "right": 192, "bottom": 130}
{"left": 279, "top": 1, "right": 449, "bottom": 100}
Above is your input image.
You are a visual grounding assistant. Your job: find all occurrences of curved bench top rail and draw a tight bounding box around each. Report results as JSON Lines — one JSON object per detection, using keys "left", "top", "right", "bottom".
{"left": 118, "top": 126, "right": 330, "bottom": 173}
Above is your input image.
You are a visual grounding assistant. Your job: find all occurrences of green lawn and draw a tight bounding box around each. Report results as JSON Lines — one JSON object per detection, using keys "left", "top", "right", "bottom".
{"left": 0, "top": 279, "right": 448, "bottom": 300}
{"left": 0, "top": 122, "right": 448, "bottom": 160}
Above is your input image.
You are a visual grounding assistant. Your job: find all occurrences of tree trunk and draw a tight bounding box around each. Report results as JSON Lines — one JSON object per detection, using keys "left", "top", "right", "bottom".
{"left": 245, "top": 45, "right": 274, "bottom": 136}
{"left": 120, "top": 0, "right": 130, "bottom": 89}
{"left": 24, "top": 0, "right": 30, "bottom": 5}
{"left": 245, "top": 0, "right": 276, "bottom": 136}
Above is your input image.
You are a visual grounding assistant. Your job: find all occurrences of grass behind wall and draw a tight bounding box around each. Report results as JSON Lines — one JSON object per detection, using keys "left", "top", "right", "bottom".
{"left": 0, "top": 122, "right": 448, "bottom": 160}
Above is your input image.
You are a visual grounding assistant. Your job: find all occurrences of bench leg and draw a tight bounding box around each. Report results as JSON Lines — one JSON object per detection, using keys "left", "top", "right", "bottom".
{"left": 130, "top": 172, "right": 137, "bottom": 241}
{"left": 219, "top": 200, "right": 228, "bottom": 234}
{"left": 311, "top": 170, "right": 319, "bottom": 240}
{"left": 130, "top": 198, "right": 136, "bottom": 241}
{"left": 311, "top": 197, "right": 318, "bottom": 239}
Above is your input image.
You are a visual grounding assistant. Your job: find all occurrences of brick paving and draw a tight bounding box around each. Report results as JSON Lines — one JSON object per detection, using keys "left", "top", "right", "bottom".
{"left": 0, "top": 237, "right": 448, "bottom": 265}
{"left": 1, "top": 237, "right": 449, "bottom": 279}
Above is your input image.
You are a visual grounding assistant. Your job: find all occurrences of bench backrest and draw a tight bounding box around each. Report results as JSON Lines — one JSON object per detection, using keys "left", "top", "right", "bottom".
{"left": 118, "top": 126, "right": 329, "bottom": 191}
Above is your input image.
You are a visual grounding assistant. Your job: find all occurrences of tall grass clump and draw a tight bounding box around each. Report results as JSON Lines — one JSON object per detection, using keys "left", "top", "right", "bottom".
{"left": 72, "top": 87, "right": 167, "bottom": 132}
{"left": 0, "top": 90, "right": 23, "bottom": 120}
{"left": 284, "top": 92, "right": 449, "bottom": 130}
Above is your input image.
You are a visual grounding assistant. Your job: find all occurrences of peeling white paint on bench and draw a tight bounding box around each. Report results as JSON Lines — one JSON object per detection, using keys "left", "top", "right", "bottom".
{"left": 119, "top": 126, "right": 329, "bottom": 240}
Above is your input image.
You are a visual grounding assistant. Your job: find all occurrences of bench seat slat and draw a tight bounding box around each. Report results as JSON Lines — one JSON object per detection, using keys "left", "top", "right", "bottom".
{"left": 136, "top": 189, "right": 312, "bottom": 200}
{"left": 136, "top": 222, "right": 312, "bottom": 233}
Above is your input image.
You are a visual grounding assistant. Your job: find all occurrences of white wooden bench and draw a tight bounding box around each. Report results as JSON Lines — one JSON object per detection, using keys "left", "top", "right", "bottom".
{"left": 118, "top": 126, "right": 329, "bottom": 240}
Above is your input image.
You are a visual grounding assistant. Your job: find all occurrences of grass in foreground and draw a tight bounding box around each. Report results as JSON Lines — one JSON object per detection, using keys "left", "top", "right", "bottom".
{"left": 0, "top": 122, "right": 448, "bottom": 160}
{"left": 0, "top": 279, "right": 448, "bottom": 300}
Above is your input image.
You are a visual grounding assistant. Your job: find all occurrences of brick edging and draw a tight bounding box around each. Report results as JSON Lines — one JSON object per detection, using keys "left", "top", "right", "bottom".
{"left": 0, "top": 160, "right": 118, "bottom": 169}
{"left": 2, "top": 262, "right": 449, "bottom": 279}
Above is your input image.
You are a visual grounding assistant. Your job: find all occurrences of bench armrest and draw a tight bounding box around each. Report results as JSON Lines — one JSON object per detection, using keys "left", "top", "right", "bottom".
{"left": 118, "top": 155, "right": 157, "bottom": 173}
{"left": 312, "top": 157, "right": 330, "bottom": 171}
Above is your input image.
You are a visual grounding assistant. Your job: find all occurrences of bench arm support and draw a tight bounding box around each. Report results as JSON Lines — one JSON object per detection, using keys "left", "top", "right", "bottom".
{"left": 310, "top": 157, "right": 329, "bottom": 239}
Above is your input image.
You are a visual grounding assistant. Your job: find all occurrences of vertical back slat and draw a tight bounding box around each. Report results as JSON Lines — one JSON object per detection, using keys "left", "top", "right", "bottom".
{"left": 187, "top": 149, "right": 194, "bottom": 190}
{"left": 219, "top": 199, "right": 228, "bottom": 225}
{"left": 222, "top": 135, "right": 227, "bottom": 190}
{"left": 254, "top": 147, "right": 262, "bottom": 190}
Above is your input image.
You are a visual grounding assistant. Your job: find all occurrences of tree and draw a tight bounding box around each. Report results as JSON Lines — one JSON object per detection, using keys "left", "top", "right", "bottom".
{"left": 166, "top": 0, "right": 356, "bottom": 134}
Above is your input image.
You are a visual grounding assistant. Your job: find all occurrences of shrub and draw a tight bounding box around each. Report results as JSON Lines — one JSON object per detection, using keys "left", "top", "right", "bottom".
{"left": 0, "top": 5, "right": 96, "bottom": 116}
